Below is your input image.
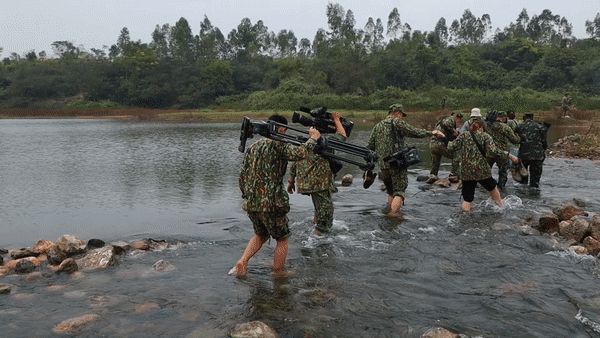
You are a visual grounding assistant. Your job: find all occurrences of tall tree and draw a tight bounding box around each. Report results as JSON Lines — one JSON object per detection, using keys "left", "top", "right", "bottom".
{"left": 298, "top": 38, "right": 312, "bottom": 57}
{"left": 117, "top": 27, "right": 131, "bottom": 56}
{"left": 326, "top": 3, "right": 345, "bottom": 40}
{"left": 526, "top": 9, "right": 572, "bottom": 45}
{"left": 449, "top": 9, "right": 491, "bottom": 44}
{"left": 585, "top": 13, "right": 600, "bottom": 39}
{"left": 150, "top": 24, "right": 171, "bottom": 59}
{"left": 275, "top": 30, "right": 297, "bottom": 57}
{"left": 197, "top": 16, "right": 225, "bottom": 60}
{"left": 169, "top": 17, "right": 195, "bottom": 62}
{"left": 387, "top": 8, "right": 402, "bottom": 40}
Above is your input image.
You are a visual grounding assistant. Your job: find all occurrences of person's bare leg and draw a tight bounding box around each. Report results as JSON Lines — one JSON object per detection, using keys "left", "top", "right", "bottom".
{"left": 272, "top": 238, "right": 289, "bottom": 274}
{"left": 388, "top": 195, "right": 404, "bottom": 216}
{"left": 489, "top": 187, "right": 504, "bottom": 208}
{"left": 462, "top": 201, "right": 471, "bottom": 212}
{"left": 232, "top": 234, "right": 267, "bottom": 278}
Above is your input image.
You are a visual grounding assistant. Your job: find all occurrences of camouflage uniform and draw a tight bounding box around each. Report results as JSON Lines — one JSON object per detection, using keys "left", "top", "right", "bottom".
{"left": 448, "top": 130, "right": 508, "bottom": 181}
{"left": 239, "top": 138, "right": 316, "bottom": 239}
{"left": 289, "top": 133, "right": 345, "bottom": 233}
{"left": 515, "top": 119, "right": 548, "bottom": 188}
{"left": 507, "top": 119, "right": 518, "bottom": 131}
{"left": 486, "top": 121, "right": 521, "bottom": 189}
{"left": 367, "top": 116, "right": 432, "bottom": 198}
{"left": 429, "top": 116, "right": 459, "bottom": 176}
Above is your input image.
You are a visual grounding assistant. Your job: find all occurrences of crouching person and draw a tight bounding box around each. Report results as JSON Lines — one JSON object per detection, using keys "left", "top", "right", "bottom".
{"left": 448, "top": 120, "right": 519, "bottom": 212}
{"left": 230, "top": 115, "right": 321, "bottom": 278}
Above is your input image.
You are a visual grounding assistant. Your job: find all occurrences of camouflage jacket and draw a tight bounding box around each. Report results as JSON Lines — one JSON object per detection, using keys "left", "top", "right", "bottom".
{"left": 289, "top": 133, "right": 345, "bottom": 193}
{"left": 448, "top": 130, "right": 508, "bottom": 181}
{"left": 367, "top": 116, "right": 432, "bottom": 170}
{"left": 239, "top": 138, "right": 316, "bottom": 212}
{"left": 432, "top": 116, "right": 458, "bottom": 145}
{"left": 486, "top": 121, "right": 521, "bottom": 152}
{"left": 460, "top": 118, "right": 487, "bottom": 133}
{"left": 507, "top": 119, "right": 518, "bottom": 131}
{"left": 516, "top": 120, "right": 548, "bottom": 161}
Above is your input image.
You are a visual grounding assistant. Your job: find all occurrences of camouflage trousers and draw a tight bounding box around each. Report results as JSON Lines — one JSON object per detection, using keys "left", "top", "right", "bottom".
{"left": 310, "top": 190, "right": 334, "bottom": 233}
{"left": 429, "top": 141, "right": 459, "bottom": 176}
{"left": 380, "top": 167, "right": 408, "bottom": 198}
{"left": 488, "top": 157, "right": 510, "bottom": 189}
{"left": 520, "top": 160, "right": 544, "bottom": 188}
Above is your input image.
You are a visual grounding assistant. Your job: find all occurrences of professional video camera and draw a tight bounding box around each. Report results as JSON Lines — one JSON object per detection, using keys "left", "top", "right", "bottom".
{"left": 292, "top": 106, "right": 354, "bottom": 137}
{"left": 238, "top": 117, "right": 376, "bottom": 171}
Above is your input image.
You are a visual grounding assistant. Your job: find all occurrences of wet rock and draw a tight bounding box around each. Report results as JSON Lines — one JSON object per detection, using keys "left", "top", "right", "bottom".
{"left": 301, "top": 288, "right": 336, "bottom": 306}
{"left": 52, "top": 314, "right": 99, "bottom": 334}
{"left": 433, "top": 178, "right": 451, "bottom": 188}
{"left": 537, "top": 214, "right": 560, "bottom": 233}
{"left": 130, "top": 240, "right": 149, "bottom": 251}
{"left": 148, "top": 239, "right": 169, "bottom": 251}
{"left": 0, "top": 284, "right": 12, "bottom": 295}
{"left": 10, "top": 248, "right": 38, "bottom": 259}
{"left": 230, "top": 321, "right": 278, "bottom": 338}
{"left": 76, "top": 246, "right": 117, "bottom": 271}
{"left": 88, "top": 295, "right": 120, "bottom": 308}
{"left": 0, "top": 255, "right": 3, "bottom": 265}
{"left": 47, "top": 285, "right": 66, "bottom": 292}
{"left": 572, "top": 198, "right": 587, "bottom": 208}
{"left": 553, "top": 203, "right": 587, "bottom": 222}
{"left": 448, "top": 175, "right": 460, "bottom": 184}
{"left": 56, "top": 235, "right": 86, "bottom": 256}
{"left": 571, "top": 245, "right": 589, "bottom": 255}
{"left": 24, "top": 271, "right": 43, "bottom": 282}
{"left": 341, "top": 174, "right": 353, "bottom": 186}
{"left": 152, "top": 259, "right": 175, "bottom": 272}
{"left": 559, "top": 218, "right": 590, "bottom": 243}
{"left": 47, "top": 246, "right": 68, "bottom": 265}
{"left": 134, "top": 302, "right": 160, "bottom": 314}
{"left": 589, "top": 215, "right": 600, "bottom": 240}
{"left": 56, "top": 258, "right": 78, "bottom": 274}
{"left": 583, "top": 236, "right": 600, "bottom": 256}
{"left": 32, "top": 240, "right": 54, "bottom": 255}
{"left": 0, "top": 248, "right": 8, "bottom": 254}
{"left": 421, "top": 327, "right": 459, "bottom": 338}
{"left": 110, "top": 241, "right": 130, "bottom": 254}
{"left": 416, "top": 175, "right": 430, "bottom": 182}
{"left": 86, "top": 239, "right": 105, "bottom": 250}
{"left": 14, "top": 259, "right": 36, "bottom": 274}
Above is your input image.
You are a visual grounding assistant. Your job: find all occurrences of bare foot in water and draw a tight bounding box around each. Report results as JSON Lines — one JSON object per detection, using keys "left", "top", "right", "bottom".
{"left": 228, "top": 261, "right": 248, "bottom": 278}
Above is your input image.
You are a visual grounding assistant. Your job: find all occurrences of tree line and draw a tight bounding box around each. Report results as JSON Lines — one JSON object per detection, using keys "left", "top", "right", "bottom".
{"left": 0, "top": 5, "right": 599, "bottom": 112}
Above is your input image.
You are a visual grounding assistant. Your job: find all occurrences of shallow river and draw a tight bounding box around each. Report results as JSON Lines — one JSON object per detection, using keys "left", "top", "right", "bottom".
{"left": 1, "top": 119, "right": 599, "bottom": 337}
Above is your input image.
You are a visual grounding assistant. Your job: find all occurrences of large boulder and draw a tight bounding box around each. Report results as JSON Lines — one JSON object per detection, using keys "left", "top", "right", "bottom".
{"left": 32, "top": 240, "right": 55, "bottom": 255}
{"left": 130, "top": 240, "right": 149, "bottom": 251}
{"left": 10, "top": 248, "right": 38, "bottom": 259}
{"left": 589, "top": 215, "right": 600, "bottom": 240}
{"left": 553, "top": 203, "right": 587, "bottom": 221}
{"left": 537, "top": 214, "right": 560, "bottom": 233}
{"left": 86, "top": 239, "right": 105, "bottom": 250}
{"left": 152, "top": 260, "right": 175, "bottom": 272}
{"left": 583, "top": 236, "right": 600, "bottom": 256}
{"left": 47, "top": 246, "right": 68, "bottom": 265}
{"left": 571, "top": 245, "right": 589, "bottom": 255}
{"left": 52, "top": 314, "right": 99, "bottom": 335}
{"left": 14, "top": 259, "right": 36, "bottom": 274}
{"left": 0, "top": 284, "right": 12, "bottom": 294}
{"left": 558, "top": 218, "right": 590, "bottom": 243}
{"left": 421, "top": 327, "right": 459, "bottom": 338}
{"left": 148, "top": 239, "right": 169, "bottom": 251}
{"left": 110, "top": 241, "right": 130, "bottom": 255}
{"left": 76, "top": 246, "right": 117, "bottom": 271}
{"left": 341, "top": 174, "right": 353, "bottom": 186}
{"left": 432, "top": 178, "right": 451, "bottom": 188}
{"left": 230, "top": 321, "right": 278, "bottom": 338}
{"left": 56, "top": 258, "right": 78, "bottom": 274}
{"left": 56, "top": 235, "right": 86, "bottom": 256}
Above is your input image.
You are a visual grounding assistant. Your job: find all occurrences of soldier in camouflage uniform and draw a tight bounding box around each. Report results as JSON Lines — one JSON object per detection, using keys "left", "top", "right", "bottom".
{"left": 506, "top": 111, "right": 518, "bottom": 131}
{"left": 561, "top": 94, "right": 572, "bottom": 118}
{"left": 287, "top": 112, "right": 347, "bottom": 235}
{"left": 429, "top": 112, "right": 463, "bottom": 181}
{"left": 460, "top": 108, "right": 484, "bottom": 133}
{"left": 367, "top": 103, "right": 445, "bottom": 216}
{"left": 230, "top": 115, "right": 321, "bottom": 278}
{"left": 448, "top": 119, "right": 519, "bottom": 212}
{"left": 486, "top": 111, "right": 521, "bottom": 190}
{"left": 515, "top": 112, "right": 549, "bottom": 188}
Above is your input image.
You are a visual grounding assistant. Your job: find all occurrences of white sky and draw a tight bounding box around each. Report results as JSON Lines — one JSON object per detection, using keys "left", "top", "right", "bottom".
{"left": 0, "top": 0, "right": 598, "bottom": 58}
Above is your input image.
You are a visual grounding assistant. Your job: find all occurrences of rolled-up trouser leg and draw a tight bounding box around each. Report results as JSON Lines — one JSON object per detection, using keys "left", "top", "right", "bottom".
{"left": 311, "top": 190, "right": 334, "bottom": 233}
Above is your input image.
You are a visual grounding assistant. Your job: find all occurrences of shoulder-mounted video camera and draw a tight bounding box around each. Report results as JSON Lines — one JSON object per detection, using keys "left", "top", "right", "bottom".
{"left": 238, "top": 116, "right": 375, "bottom": 171}
{"left": 292, "top": 106, "right": 354, "bottom": 137}
{"left": 383, "top": 147, "right": 421, "bottom": 169}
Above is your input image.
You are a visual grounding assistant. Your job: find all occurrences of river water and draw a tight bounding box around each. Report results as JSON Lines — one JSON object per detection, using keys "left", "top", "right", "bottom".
{"left": 0, "top": 119, "right": 599, "bottom": 337}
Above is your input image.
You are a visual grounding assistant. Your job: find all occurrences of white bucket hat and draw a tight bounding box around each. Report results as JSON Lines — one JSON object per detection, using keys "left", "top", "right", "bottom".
{"left": 470, "top": 108, "right": 482, "bottom": 118}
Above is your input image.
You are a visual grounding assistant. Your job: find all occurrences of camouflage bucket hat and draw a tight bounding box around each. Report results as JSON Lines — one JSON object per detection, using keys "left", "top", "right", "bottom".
{"left": 497, "top": 111, "right": 507, "bottom": 117}
{"left": 388, "top": 103, "right": 407, "bottom": 116}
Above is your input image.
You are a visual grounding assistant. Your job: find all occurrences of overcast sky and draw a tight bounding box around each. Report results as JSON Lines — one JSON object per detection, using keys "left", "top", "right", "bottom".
{"left": 1, "top": 0, "right": 598, "bottom": 58}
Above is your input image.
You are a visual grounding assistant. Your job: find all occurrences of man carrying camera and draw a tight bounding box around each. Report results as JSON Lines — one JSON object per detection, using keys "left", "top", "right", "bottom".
{"left": 231, "top": 115, "right": 321, "bottom": 278}
{"left": 367, "top": 103, "right": 445, "bottom": 216}
{"left": 428, "top": 111, "right": 463, "bottom": 183}
{"left": 287, "top": 112, "right": 347, "bottom": 235}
